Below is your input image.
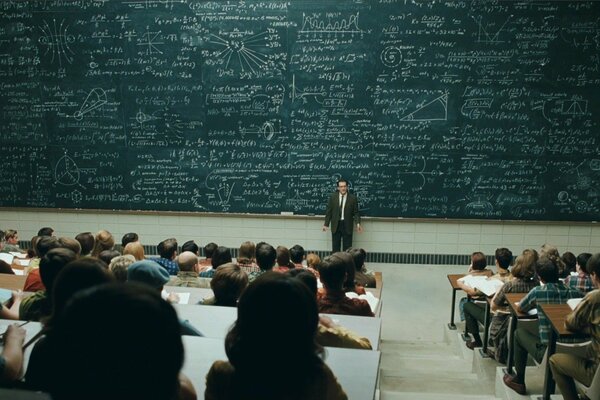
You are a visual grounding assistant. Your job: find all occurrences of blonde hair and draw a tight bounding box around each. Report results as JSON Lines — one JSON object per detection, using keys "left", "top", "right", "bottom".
{"left": 109, "top": 254, "right": 136, "bottom": 282}
{"left": 91, "top": 230, "right": 115, "bottom": 257}
{"left": 511, "top": 253, "right": 536, "bottom": 279}
{"left": 124, "top": 241, "right": 145, "bottom": 261}
{"left": 306, "top": 253, "right": 320, "bottom": 269}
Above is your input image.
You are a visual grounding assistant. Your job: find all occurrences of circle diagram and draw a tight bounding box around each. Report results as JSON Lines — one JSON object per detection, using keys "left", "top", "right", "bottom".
{"left": 380, "top": 46, "right": 402, "bottom": 68}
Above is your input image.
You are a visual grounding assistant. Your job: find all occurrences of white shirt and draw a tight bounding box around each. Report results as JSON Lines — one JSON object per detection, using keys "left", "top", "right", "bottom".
{"left": 339, "top": 193, "right": 346, "bottom": 221}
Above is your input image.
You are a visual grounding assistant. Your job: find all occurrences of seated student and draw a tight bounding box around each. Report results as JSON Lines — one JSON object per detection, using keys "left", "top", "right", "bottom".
{"left": 200, "top": 246, "right": 232, "bottom": 279}
{"left": 456, "top": 251, "right": 494, "bottom": 321}
{"left": 2, "top": 230, "right": 21, "bottom": 253}
{"left": 74, "top": 232, "right": 94, "bottom": 256}
{"left": 306, "top": 252, "right": 321, "bottom": 278}
{"left": 109, "top": 254, "right": 136, "bottom": 283}
{"left": 564, "top": 252, "right": 593, "bottom": 295}
{"left": 336, "top": 251, "right": 365, "bottom": 295}
{"left": 19, "top": 248, "right": 78, "bottom": 322}
{"left": 168, "top": 251, "right": 203, "bottom": 288}
{"left": 202, "top": 262, "right": 248, "bottom": 307}
{"left": 550, "top": 252, "right": 600, "bottom": 400}
{"left": 26, "top": 283, "right": 196, "bottom": 400}
{"left": 289, "top": 269, "right": 372, "bottom": 350}
{"left": 503, "top": 255, "right": 581, "bottom": 395}
{"left": 540, "top": 243, "right": 567, "bottom": 277}
{"left": 26, "top": 235, "right": 41, "bottom": 260}
{"left": 199, "top": 242, "right": 218, "bottom": 271}
{"left": 181, "top": 240, "right": 199, "bottom": 255}
{"left": 58, "top": 237, "right": 81, "bottom": 256}
{"left": 124, "top": 241, "right": 145, "bottom": 261}
{"left": 127, "top": 260, "right": 202, "bottom": 337}
{"left": 155, "top": 238, "right": 179, "bottom": 275}
{"left": 23, "top": 236, "right": 62, "bottom": 292}
{"left": 0, "top": 323, "right": 26, "bottom": 384}
{"left": 98, "top": 249, "right": 121, "bottom": 267}
{"left": 560, "top": 251, "right": 577, "bottom": 279}
{"left": 37, "top": 227, "right": 54, "bottom": 237}
{"left": 348, "top": 247, "right": 376, "bottom": 288}
{"left": 0, "top": 291, "right": 23, "bottom": 320}
{"left": 121, "top": 232, "right": 138, "bottom": 249}
{"left": 463, "top": 247, "right": 513, "bottom": 349}
{"left": 205, "top": 272, "right": 347, "bottom": 400}
{"left": 273, "top": 246, "right": 294, "bottom": 273}
{"left": 90, "top": 230, "right": 115, "bottom": 258}
{"left": 248, "top": 242, "right": 276, "bottom": 282}
{"left": 317, "top": 253, "right": 374, "bottom": 317}
{"left": 290, "top": 244, "right": 306, "bottom": 269}
{"left": 236, "top": 241, "right": 260, "bottom": 274}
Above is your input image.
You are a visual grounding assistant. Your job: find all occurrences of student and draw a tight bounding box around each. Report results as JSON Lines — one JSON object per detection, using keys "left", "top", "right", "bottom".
{"left": 205, "top": 272, "right": 347, "bottom": 400}
{"left": 289, "top": 244, "right": 305, "bottom": 269}
{"left": 503, "top": 255, "right": 581, "bottom": 395}
{"left": 108, "top": 254, "right": 136, "bottom": 283}
{"left": 168, "top": 251, "right": 203, "bottom": 288}
{"left": 37, "top": 227, "right": 54, "bottom": 237}
{"left": 58, "top": 237, "right": 82, "bottom": 256}
{"left": 155, "top": 238, "right": 179, "bottom": 275}
{"left": 98, "top": 249, "right": 121, "bottom": 267}
{"left": 23, "top": 236, "right": 62, "bottom": 292}
{"left": 306, "top": 252, "right": 321, "bottom": 277}
{"left": 457, "top": 251, "right": 493, "bottom": 321}
{"left": 273, "top": 245, "right": 294, "bottom": 272}
{"left": 560, "top": 251, "right": 576, "bottom": 278}
{"left": 199, "top": 246, "right": 232, "bottom": 278}
{"left": 74, "top": 232, "right": 94, "bottom": 256}
{"left": 248, "top": 242, "right": 276, "bottom": 282}
{"left": 236, "top": 241, "right": 259, "bottom": 274}
{"left": 0, "top": 323, "right": 26, "bottom": 384}
{"left": 317, "top": 253, "right": 373, "bottom": 317}
{"left": 347, "top": 247, "right": 376, "bottom": 288}
{"left": 121, "top": 232, "right": 139, "bottom": 248}
{"left": 90, "top": 230, "right": 115, "bottom": 258}
{"left": 2, "top": 230, "right": 21, "bottom": 253}
{"left": 564, "top": 252, "right": 593, "bottom": 295}
{"left": 204, "top": 262, "right": 248, "bottom": 307}
{"left": 123, "top": 241, "right": 145, "bottom": 261}
{"left": 27, "top": 283, "right": 196, "bottom": 400}
{"left": 549, "top": 253, "right": 600, "bottom": 400}
{"left": 199, "top": 242, "right": 218, "bottom": 270}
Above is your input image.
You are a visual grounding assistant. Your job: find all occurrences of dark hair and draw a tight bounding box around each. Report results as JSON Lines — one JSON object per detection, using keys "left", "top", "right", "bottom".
{"left": 121, "top": 232, "right": 139, "bottom": 248}
{"left": 58, "top": 237, "right": 82, "bottom": 256}
{"left": 289, "top": 270, "right": 318, "bottom": 296}
{"left": 561, "top": 252, "right": 577, "bottom": 275}
{"left": 181, "top": 240, "right": 199, "bottom": 254}
{"left": 28, "top": 236, "right": 41, "bottom": 258}
{"left": 577, "top": 253, "right": 593, "bottom": 274}
{"left": 255, "top": 242, "right": 276, "bottom": 271}
{"left": 348, "top": 247, "right": 367, "bottom": 272}
{"left": 98, "top": 250, "right": 121, "bottom": 267}
{"left": 44, "top": 283, "right": 183, "bottom": 400}
{"left": 37, "top": 227, "right": 54, "bottom": 237}
{"left": 471, "top": 252, "right": 487, "bottom": 270}
{"left": 587, "top": 253, "right": 600, "bottom": 277}
{"left": 157, "top": 238, "right": 177, "bottom": 259}
{"left": 337, "top": 178, "right": 348, "bottom": 187}
{"left": 40, "top": 248, "right": 78, "bottom": 298}
{"left": 495, "top": 248, "right": 513, "bottom": 269}
{"left": 318, "top": 253, "right": 348, "bottom": 291}
{"left": 75, "top": 232, "right": 95, "bottom": 256}
{"left": 203, "top": 242, "right": 218, "bottom": 258}
{"left": 225, "top": 273, "right": 323, "bottom": 398}
{"left": 211, "top": 246, "right": 232, "bottom": 269}
{"left": 535, "top": 256, "right": 560, "bottom": 284}
{"left": 36, "top": 236, "right": 61, "bottom": 258}
{"left": 210, "top": 263, "right": 248, "bottom": 307}
{"left": 238, "top": 241, "right": 256, "bottom": 261}
{"left": 276, "top": 246, "right": 293, "bottom": 268}
{"left": 289, "top": 245, "right": 305, "bottom": 264}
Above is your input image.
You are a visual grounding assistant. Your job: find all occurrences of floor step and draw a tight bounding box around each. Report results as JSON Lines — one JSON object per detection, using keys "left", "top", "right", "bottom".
{"left": 380, "top": 370, "right": 493, "bottom": 396}
{"left": 380, "top": 391, "right": 500, "bottom": 400}
{"left": 380, "top": 353, "right": 472, "bottom": 373}
{"left": 380, "top": 339, "right": 459, "bottom": 358}
{"left": 494, "top": 366, "right": 549, "bottom": 400}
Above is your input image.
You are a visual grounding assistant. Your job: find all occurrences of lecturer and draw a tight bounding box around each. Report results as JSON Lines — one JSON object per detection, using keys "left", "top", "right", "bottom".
{"left": 322, "top": 179, "right": 362, "bottom": 252}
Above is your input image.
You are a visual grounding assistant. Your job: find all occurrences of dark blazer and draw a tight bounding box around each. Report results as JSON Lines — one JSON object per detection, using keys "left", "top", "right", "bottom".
{"left": 324, "top": 192, "right": 360, "bottom": 235}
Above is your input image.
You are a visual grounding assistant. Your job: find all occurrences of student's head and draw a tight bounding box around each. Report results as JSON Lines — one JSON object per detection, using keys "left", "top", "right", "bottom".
{"left": 495, "top": 248, "right": 513, "bottom": 270}
{"left": 276, "top": 246, "right": 292, "bottom": 267}
{"left": 306, "top": 253, "right": 320, "bottom": 269}
{"left": 535, "top": 256, "right": 560, "bottom": 284}
{"left": 289, "top": 245, "right": 305, "bottom": 264}
{"left": 540, "top": 243, "right": 559, "bottom": 258}
{"left": 211, "top": 246, "right": 232, "bottom": 269}
{"left": 121, "top": 232, "right": 139, "bottom": 248}
{"left": 98, "top": 250, "right": 121, "bottom": 267}
{"left": 348, "top": 247, "right": 367, "bottom": 272}
{"left": 28, "top": 236, "right": 41, "bottom": 258}
{"left": 337, "top": 251, "right": 357, "bottom": 290}
{"left": 288, "top": 269, "right": 318, "bottom": 297}
{"left": 46, "top": 283, "right": 183, "bottom": 400}
{"left": 561, "top": 252, "right": 576, "bottom": 274}
{"left": 40, "top": 248, "right": 78, "bottom": 298}
{"left": 123, "top": 241, "right": 145, "bottom": 261}
{"left": 203, "top": 242, "right": 218, "bottom": 258}
{"left": 471, "top": 252, "right": 487, "bottom": 271}
{"left": 318, "top": 253, "right": 348, "bottom": 291}
{"left": 576, "top": 253, "right": 592, "bottom": 274}
{"left": 58, "top": 237, "right": 82, "bottom": 256}
{"left": 587, "top": 253, "right": 600, "bottom": 287}
{"left": 157, "top": 238, "right": 178, "bottom": 260}
{"left": 127, "top": 260, "right": 170, "bottom": 291}
{"left": 91, "top": 230, "right": 115, "bottom": 257}
{"left": 238, "top": 241, "right": 256, "bottom": 261}
{"left": 108, "top": 255, "right": 136, "bottom": 283}
{"left": 210, "top": 262, "right": 248, "bottom": 307}
{"left": 225, "top": 272, "right": 322, "bottom": 389}
{"left": 37, "top": 227, "right": 54, "bottom": 237}
{"left": 255, "top": 242, "right": 276, "bottom": 271}
{"left": 177, "top": 251, "right": 198, "bottom": 272}
{"left": 5, "top": 229, "right": 18, "bottom": 244}
{"left": 522, "top": 248, "right": 539, "bottom": 263}
{"left": 75, "top": 232, "right": 95, "bottom": 256}
{"left": 510, "top": 253, "right": 536, "bottom": 280}
{"left": 181, "top": 240, "right": 199, "bottom": 255}
{"left": 36, "top": 236, "right": 61, "bottom": 258}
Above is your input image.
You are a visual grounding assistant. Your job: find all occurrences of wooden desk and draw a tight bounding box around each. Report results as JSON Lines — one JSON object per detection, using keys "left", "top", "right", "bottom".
{"left": 504, "top": 293, "right": 537, "bottom": 374}
{"left": 0, "top": 274, "right": 26, "bottom": 291}
{"left": 173, "top": 303, "right": 382, "bottom": 350}
{"left": 538, "top": 304, "right": 589, "bottom": 400}
{"left": 0, "top": 319, "right": 43, "bottom": 377}
{"left": 447, "top": 274, "right": 465, "bottom": 330}
{"left": 181, "top": 336, "right": 381, "bottom": 400}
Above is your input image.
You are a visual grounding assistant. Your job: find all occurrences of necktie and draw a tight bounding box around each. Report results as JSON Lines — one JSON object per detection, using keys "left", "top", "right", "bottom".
{"left": 339, "top": 195, "right": 345, "bottom": 220}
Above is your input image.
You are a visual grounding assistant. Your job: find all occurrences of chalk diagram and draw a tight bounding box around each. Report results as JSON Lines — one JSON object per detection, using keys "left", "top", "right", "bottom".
{"left": 205, "top": 171, "right": 236, "bottom": 206}
{"left": 208, "top": 31, "right": 273, "bottom": 75}
{"left": 55, "top": 153, "right": 82, "bottom": 187}
{"left": 239, "top": 120, "right": 280, "bottom": 140}
{"left": 38, "top": 19, "right": 76, "bottom": 67}
{"left": 135, "top": 109, "right": 160, "bottom": 128}
{"left": 473, "top": 15, "right": 512, "bottom": 44}
{"left": 380, "top": 46, "right": 402, "bottom": 68}
{"left": 286, "top": 190, "right": 310, "bottom": 211}
{"left": 461, "top": 194, "right": 495, "bottom": 214}
{"left": 400, "top": 93, "right": 448, "bottom": 122}
{"left": 461, "top": 98, "right": 493, "bottom": 119}
{"left": 555, "top": 159, "right": 600, "bottom": 214}
{"left": 74, "top": 88, "right": 107, "bottom": 120}
{"left": 290, "top": 74, "right": 326, "bottom": 104}
{"left": 137, "top": 27, "right": 164, "bottom": 55}
{"left": 533, "top": 95, "right": 588, "bottom": 125}
{"left": 557, "top": 191, "right": 590, "bottom": 214}
{"left": 397, "top": 157, "right": 444, "bottom": 190}
{"left": 299, "top": 12, "right": 364, "bottom": 35}
{"left": 71, "top": 190, "right": 83, "bottom": 204}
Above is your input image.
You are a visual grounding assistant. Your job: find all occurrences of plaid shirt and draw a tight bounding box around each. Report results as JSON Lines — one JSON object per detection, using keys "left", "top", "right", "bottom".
{"left": 519, "top": 282, "right": 581, "bottom": 345}
{"left": 564, "top": 272, "right": 594, "bottom": 295}
{"left": 493, "top": 277, "right": 539, "bottom": 313}
{"left": 238, "top": 259, "right": 261, "bottom": 274}
{"left": 154, "top": 257, "right": 179, "bottom": 275}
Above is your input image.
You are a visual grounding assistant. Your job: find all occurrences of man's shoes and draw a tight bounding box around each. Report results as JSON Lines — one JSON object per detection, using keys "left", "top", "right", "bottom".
{"left": 465, "top": 340, "right": 482, "bottom": 350}
{"left": 503, "top": 373, "right": 526, "bottom": 395}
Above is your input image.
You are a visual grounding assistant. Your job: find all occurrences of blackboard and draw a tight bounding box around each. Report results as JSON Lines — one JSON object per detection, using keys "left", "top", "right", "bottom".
{"left": 1, "top": 0, "right": 599, "bottom": 221}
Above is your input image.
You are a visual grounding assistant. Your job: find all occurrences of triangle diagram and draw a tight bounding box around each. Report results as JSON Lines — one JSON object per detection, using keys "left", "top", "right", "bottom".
{"left": 401, "top": 93, "right": 448, "bottom": 122}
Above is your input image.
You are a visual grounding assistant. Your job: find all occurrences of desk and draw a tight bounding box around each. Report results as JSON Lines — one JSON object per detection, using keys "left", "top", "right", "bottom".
{"left": 173, "top": 303, "right": 382, "bottom": 350}
{"left": 367, "top": 271, "right": 383, "bottom": 317}
{"left": 0, "top": 274, "right": 26, "bottom": 291}
{"left": 181, "top": 336, "right": 381, "bottom": 400}
{"left": 504, "top": 293, "right": 536, "bottom": 375}
{"left": 538, "top": 304, "right": 589, "bottom": 400}
{"left": 0, "top": 319, "right": 43, "bottom": 377}
{"left": 164, "top": 286, "right": 214, "bottom": 305}
{"left": 447, "top": 274, "right": 465, "bottom": 330}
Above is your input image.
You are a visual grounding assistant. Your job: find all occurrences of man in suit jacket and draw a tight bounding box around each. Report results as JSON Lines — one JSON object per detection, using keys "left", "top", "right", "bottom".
{"left": 323, "top": 179, "right": 362, "bottom": 252}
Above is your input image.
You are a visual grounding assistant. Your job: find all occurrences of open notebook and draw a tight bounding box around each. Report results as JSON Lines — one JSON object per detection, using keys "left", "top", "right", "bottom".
{"left": 346, "top": 291, "right": 379, "bottom": 313}
{"left": 458, "top": 275, "right": 504, "bottom": 297}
